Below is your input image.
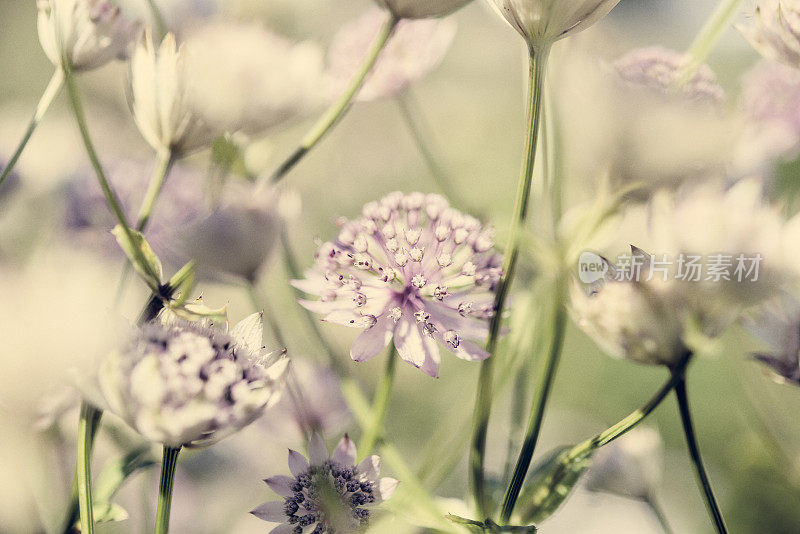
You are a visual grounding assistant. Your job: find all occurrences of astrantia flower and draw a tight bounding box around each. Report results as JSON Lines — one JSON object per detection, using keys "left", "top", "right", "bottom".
{"left": 613, "top": 47, "right": 725, "bottom": 104}
{"left": 252, "top": 433, "right": 398, "bottom": 533}
{"left": 130, "top": 31, "right": 216, "bottom": 155}
{"left": 37, "top": 0, "right": 138, "bottom": 71}
{"left": 584, "top": 427, "right": 663, "bottom": 500}
{"left": 374, "top": 0, "right": 472, "bottom": 19}
{"left": 99, "top": 313, "right": 288, "bottom": 447}
{"left": 293, "top": 192, "right": 502, "bottom": 377}
{"left": 486, "top": 0, "right": 622, "bottom": 50}
{"left": 744, "top": 296, "right": 800, "bottom": 386}
{"left": 327, "top": 8, "right": 456, "bottom": 102}
{"left": 739, "top": 0, "right": 800, "bottom": 68}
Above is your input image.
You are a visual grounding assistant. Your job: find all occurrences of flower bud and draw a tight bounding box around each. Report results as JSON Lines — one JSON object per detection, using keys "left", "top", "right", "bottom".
{"left": 374, "top": 0, "right": 472, "bottom": 19}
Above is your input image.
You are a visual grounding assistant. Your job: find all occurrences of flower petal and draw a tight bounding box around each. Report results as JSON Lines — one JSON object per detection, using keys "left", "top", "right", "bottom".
{"left": 357, "top": 455, "right": 381, "bottom": 480}
{"left": 288, "top": 449, "right": 309, "bottom": 476}
{"left": 373, "top": 477, "right": 399, "bottom": 504}
{"left": 264, "top": 475, "right": 294, "bottom": 497}
{"left": 251, "top": 501, "right": 286, "bottom": 522}
{"left": 394, "top": 313, "right": 441, "bottom": 377}
{"left": 333, "top": 434, "right": 357, "bottom": 466}
{"left": 350, "top": 314, "right": 394, "bottom": 361}
{"left": 270, "top": 524, "right": 294, "bottom": 534}
{"left": 231, "top": 312, "right": 264, "bottom": 353}
{"left": 308, "top": 432, "right": 329, "bottom": 465}
{"left": 450, "top": 339, "right": 490, "bottom": 362}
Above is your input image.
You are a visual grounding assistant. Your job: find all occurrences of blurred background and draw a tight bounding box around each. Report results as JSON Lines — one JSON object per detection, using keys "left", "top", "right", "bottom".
{"left": 2, "top": 0, "right": 799, "bottom": 533}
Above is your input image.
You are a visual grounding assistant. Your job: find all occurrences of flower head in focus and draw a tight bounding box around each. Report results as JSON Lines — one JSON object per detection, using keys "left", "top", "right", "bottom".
{"left": 485, "top": 0, "right": 622, "bottom": 50}
{"left": 585, "top": 427, "right": 663, "bottom": 500}
{"left": 374, "top": 0, "right": 472, "bottom": 19}
{"left": 37, "top": 0, "right": 138, "bottom": 71}
{"left": 744, "top": 295, "right": 800, "bottom": 386}
{"left": 739, "top": 0, "right": 800, "bottom": 68}
{"left": 251, "top": 433, "right": 398, "bottom": 533}
{"left": 326, "top": 8, "right": 456, "bottom": 102}
{"left": 129, "top": 30, "right": 216, "bottom": 155}
{"left": 98, "top": 312, "right": 288, "bottom": 447}
{"left": 293, "top": 192, "right": 502, "bottom": 377}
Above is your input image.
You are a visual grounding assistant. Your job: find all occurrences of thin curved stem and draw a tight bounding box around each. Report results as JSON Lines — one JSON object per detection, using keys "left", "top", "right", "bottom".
{"left": 136, "top": 150, "right": 175, "bottom": 232}
{"left": 674, "top": 376, "right": 728, "bottom": 534}
{"left": 269, "top": 14, "right": 398, "bottom": 183}
{"left": 76, "top": 403, "right": 101, "bottom": 534}
{"left": 469, "top": 44, "right": 550, "bottom": 519}
{"left": 154, "top": 446, "right": 181, "bottom": 534}
{"left": 358, "top": 348, "right": 397, "bottom": 458}
{"left": 0, "top": 70, "right": 63, "bottom": 191}
{"left": 645, "top": 494, "right": 675, "bottom": 534}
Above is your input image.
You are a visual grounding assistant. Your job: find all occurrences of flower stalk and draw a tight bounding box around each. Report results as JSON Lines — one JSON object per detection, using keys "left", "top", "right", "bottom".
{"left": 359, "top": 348, "right": 398, "bottom": 458}
{"left": 136, "top": 149, "right": 175, "bottom": 231}
{"left": 76, "top": 403, "right": 102, "bottom": 534}
{"left": 154, "top": 446, "right": 181, "bottom": 534}
{"left": 0, "top": 69, "right": 64, "bottom": 190}
{"left": 269, "top": 13, "right": 399, "bottom": 183}
{"left": 469, "top": 43, "right": 550, "bottom": 518}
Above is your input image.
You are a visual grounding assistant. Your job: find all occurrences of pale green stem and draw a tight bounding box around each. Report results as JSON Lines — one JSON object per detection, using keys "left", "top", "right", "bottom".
{"left": 269, "top": 14, "right": 398, "bottom": 183}
{"left": 0, "top": 70, "right": 64, "bottom": 191}
{"left": 145, "top": 0, "right": 169, "bottom": 40}
{"left": 154, "top": 446, "right": 181, "bottom": 534}
{"left": 469, "top": 44, "right": 550, "bottom": 519}
{"left": 136, "top": 150, "right": 175, "bottom": 232}
{"left": 674, "top": 376, "right": 728, "bottom": 534}
{"left": 674, "top": 0, "right": 743, "bottom": 88}
{"left": 76, "top": 404, "right": 101, "bottom": 534}
{"left": 358, "top": 348, "right": 397, "bottom": 458}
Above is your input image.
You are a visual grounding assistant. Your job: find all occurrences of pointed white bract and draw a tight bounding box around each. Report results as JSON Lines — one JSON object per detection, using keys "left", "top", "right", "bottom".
{"left": 740, "top": 0, "right": 800, "bottom": 68}
{"left": 252, "top": 433, "right": 398, "bottom": 533}
{"left": 374, "top": 0, "right": 472, "bottom": 19}
{"left": 98, "top": 313, "right": 288, "bottom": 447}
{"left": 129, "top": 31, "right": 216, "bottom": 155}
{"left": 327, "top": 8, "right": 457, "bottom": 102}
{"left": 293, "top": 192, "right": 502, "bottom": 377}
{"left": 585, "top": 427, "right": 663, "bottom": 500}
{"left": 37, "top": 0, "right": 138, "bottom": 71}
{"left": 485, "top": 0, "right": 621, "bottom": 49}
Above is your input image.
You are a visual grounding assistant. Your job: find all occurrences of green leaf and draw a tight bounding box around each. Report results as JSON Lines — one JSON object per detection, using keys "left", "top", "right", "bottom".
{"left": 446, "top": 515, "right": 537, "bottom": 533}
{"left": 111, "top": 225, "right": 163, "bottom": 290}
{"left": 517, "top": 447, "right": 591, "bottom": 524}
{"left": 167, "top": 261, "right": 196, "bottom": 307}
{"left": 94, "top": 446, "right": 157, "bottom": 504}
{"left": 93, "top": 502, "right": 129, "bottom": 524}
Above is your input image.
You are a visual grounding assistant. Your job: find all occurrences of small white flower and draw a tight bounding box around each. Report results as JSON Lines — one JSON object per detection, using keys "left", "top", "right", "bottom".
{"left": 252, "top": 433, "right": 398, "bottom": 534}
{"left": 374, "top": 0, "right": 472, "bottom": 19}
{"left": 739, "top": 0, "right": 800, "bottom": 68}
{"left": 585, "top": 427, "right": 663, "bottom": 500}
{"left": 37, "top": 0, "right": 139, "bottom": 71}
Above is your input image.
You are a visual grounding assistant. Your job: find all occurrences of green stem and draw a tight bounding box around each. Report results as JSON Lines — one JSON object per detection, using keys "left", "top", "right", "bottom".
{"left": 674, "top": 376, "right": 728, "bottom": 534}
{"left": 469, "top": 44, "right": 550, "bottom": 518}
{"left": 358, "top": 348, "right": 397, "bottom": 458}
{"left": 269, "top": 14, "right": 398, "bottom": 183}
{"left": 0, "top": 70, "right": 63, "bottom": 190}
{"left": 154, "top": 446, "right": 181, "bottom": 534}
{"left": 145, "top": 0, "right": 169, "bottom": 40}
{"left": 76, "top": 403, "right": 102, "bottom": 534}
{"left": 500, "top": 294, "right": 566, "bottom": 523}
{"left": 645, "top": 494, "right": 675, "bottom": 534}
{"left": 136, "top": 150, "right": 175, "bottom": 232}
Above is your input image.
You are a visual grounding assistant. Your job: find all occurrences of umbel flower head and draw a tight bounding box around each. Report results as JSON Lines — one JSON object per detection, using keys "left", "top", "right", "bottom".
{"left": 129, "top": 30, "right": 216, "bottom": 155}
{"left": 37, "top": 0, "right": 138, "bottom": 71}
{"left": 740, "top": 0, "right": 800, "bottom": 68}
{"left": 327, "top": 7, "right": 457, "bottom": 102}
{"left": 252, "top": 433, "right": 398, "bottom": 534}
{"left": 99, "top": 312, "right": 288, "bottom": 447}
{"left": 485, "top": 0, "right": 621, "bottom": 50}
{"left": 373, "top": 0, "right": 472, "bottom": 19}
{"left": 293, "top": 192, "right": 502, "bottom": 377}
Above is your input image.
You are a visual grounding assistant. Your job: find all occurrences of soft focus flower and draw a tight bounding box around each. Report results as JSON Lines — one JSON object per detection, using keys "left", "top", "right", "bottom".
{"left": 585, "top": 427, "right": 663, "bottom": 500}
{"left": 374, "top": 0, "right": 472, "bottom": 19}
{"left": 0, "top": 158, "right": 21, "bottom": 204}
{"left": 98, "top": 312, "right": 288, "bottom": 447}
{"left": 739, "top": 0, "right": 800, "bottom": 68}
{"left": 744, "top": 295, "right": 800, "bottom": 386}
{"left": 184, "top": 22, "right": 324, "bottom": 137}
{"left": 130, "top": 31, "right": 216, "bottom": 155}
{"left": 293, "top": 192, "right": 502, "bottom": 377}
{"left": 37, "top": 0, "right": 138, "bottom": 71}
{"left": 251, "top": 433, "right": 398, "bottom": 533}
{"left": 485, "top": 0, "right": 622, "bottom": 50}
{"left": 326, "top": 8, "right": 456, "bottom": 102}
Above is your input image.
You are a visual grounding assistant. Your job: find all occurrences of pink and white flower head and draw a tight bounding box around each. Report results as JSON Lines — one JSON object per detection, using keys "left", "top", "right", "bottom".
{"left": 327, "top": 8, "right": 456, "bottom": 102}
{"left": 37, "top": 0, "right": 139, "bottom": 71}
{"left": 739, "top": 0, "right": 800, "bottom": 68}
{"left": 252, "top": 433, "right": 398, "bottom": 533}
{"left": 293, "top": 192, "right": 502, "bottom": 378}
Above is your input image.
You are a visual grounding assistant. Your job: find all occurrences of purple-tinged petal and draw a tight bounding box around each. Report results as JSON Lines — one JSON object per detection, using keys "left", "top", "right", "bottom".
{"left": 394, "top": 314, "right": 440, "bottom": 376}
{"left": 350, "top": 314, "right": 394, "bottom": 361}
{"left": 251, "top": 501, "right": 287, "bottom": 522}
{"left": 373, "top": 477, "right": 399, "bottom": 503}
{"left": 299, "top": 298, "right": 345, "bottom": 315}
{"left": 288, "top": 449, "right": 309, "bottom": 476}
{"left": 357, "top": 455, "right": 381, "bottom": 480}
{"left": 269, "top": 524, "right": 294, "bottom": 534}
{"left": 450, "top": 339, "right": 490, "bottom": 362}
{"left": 308, "top": 432, "right": 329, "bottom": 465}
{"left": 333, "top": 434, "right": 357, "bottom": 465}
{"left": 264, "top": 475, "right": 294, "bottom": 497}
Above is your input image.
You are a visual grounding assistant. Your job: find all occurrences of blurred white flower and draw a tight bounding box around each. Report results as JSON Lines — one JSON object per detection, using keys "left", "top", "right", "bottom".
{"left": 585, "top": 427, "right": 663, "bottom": 500}
{"left": 327, "top": 8, "right": 457, "bottom": 102}
{"left": 740, "top": 0, "right": 800, "bottom": 68}
{"left": 744, "top": 295, "right": 800, "bottom": 386}
{"left": 184, "top": 22, "right": 324, "bottom": 137}
{"left": 129, "top": 31, "right": 216, "bottom": 155}
{"left": 251, "top": 433, "right": 398, "bottom": 533}
{"left": 293, "top": 192, "right": 502, "bottom": 377}
{"left": 99, "top": 312, "right": 288, "bottom": 447}
{"left": 37, "top": 0, "right": 139, "bottom": 71}
{"left": 485, "top": 0, "right": 621, "bottom": 50}
{"left": 374, "top": 0, "right": 472, "bottom": 19}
